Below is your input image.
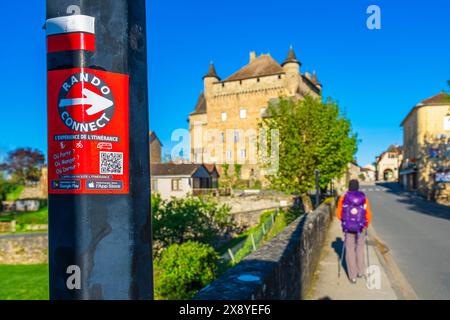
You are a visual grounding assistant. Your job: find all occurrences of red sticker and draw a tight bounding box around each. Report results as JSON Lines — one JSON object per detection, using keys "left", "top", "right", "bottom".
{"left": 48, "top": 68, "right": 129, "bottom": 194}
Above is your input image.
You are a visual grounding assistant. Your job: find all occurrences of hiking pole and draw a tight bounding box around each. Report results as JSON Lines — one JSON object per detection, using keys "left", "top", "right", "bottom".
{"left": 365, "top": 229, "right": 370, "bottom": 277}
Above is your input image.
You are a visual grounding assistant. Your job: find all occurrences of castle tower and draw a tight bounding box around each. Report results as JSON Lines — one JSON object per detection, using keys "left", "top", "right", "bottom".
{"left": 282, "top": 46, "right": 302, "bottom": 95}
{"left": 203, "top": 62, "right": 220, "bottom": 98}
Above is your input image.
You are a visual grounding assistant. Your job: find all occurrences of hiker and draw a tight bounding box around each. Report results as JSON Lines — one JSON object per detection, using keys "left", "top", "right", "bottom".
{"left": 336, "top": 179, "right": 372, "bottom": 283}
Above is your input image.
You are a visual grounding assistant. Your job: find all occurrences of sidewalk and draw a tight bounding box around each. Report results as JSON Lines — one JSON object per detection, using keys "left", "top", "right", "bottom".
{"left": 306, "top": 218, "right": 398, "bottom": 300}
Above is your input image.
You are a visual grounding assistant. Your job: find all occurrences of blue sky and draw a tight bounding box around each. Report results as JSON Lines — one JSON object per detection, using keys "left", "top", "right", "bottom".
{"left": 0, "top": 0, "right": 449, "bottom": 166}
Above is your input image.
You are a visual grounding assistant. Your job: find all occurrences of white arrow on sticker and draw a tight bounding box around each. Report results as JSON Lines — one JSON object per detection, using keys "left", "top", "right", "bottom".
{"left": 59, "top": 89, "right": 113, "bottom": 116}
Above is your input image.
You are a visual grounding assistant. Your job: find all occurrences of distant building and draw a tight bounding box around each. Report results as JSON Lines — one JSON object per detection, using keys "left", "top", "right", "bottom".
{"left": 151, "top": 163, "right": 220, "bottom": 200}
{"left": 334, "top": 162, "right": 362, "bottom": 194}
{"left": 150, "top": 131, "right": 163, "bottom": 164}
{"left": 376, "top": 145, "right": 403, "bottom": 182}
{"left": 189, "top": 47, "right": 323, "bottom": 182}
{"left": 400, "top": 92, "right": 450, "bottom": 203}
{"left": 361, "top": 165, "right": 376, "bottom": 182}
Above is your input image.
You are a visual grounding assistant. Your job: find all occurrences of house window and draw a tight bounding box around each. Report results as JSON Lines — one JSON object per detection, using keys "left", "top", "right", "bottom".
{"left": 240, "top": 109, "right": 247, "bottom": 119}
{"left": 221, "top": 112, "right": 228, "bottom": 122}
{"left": 226, "top": 150, "right": 232, "bottom": 160}
{"left": 240, "top": 149, "right": 247, "bottom": 159}
{"left": 444, "top": 116, "right": 450, "bottom": 131}
{"left": 220, "top": 132, "right": 225, "bottom": 143}
{"left": 171, "top": 179, "right": 182, "bottom": 192}
{"left": 151, "top": 179, "right": 158, "bottom": 192}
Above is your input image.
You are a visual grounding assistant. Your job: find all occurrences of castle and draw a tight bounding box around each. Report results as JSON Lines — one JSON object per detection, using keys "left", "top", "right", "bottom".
{"left": 189, "top": 47, "right": 323, "bottom": 181}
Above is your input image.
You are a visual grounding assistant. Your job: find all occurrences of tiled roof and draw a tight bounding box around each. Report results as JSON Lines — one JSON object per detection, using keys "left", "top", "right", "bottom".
{"left": 191, "top": 92, "right": 207, "bottom": 115}
{"left": 418, "top": 92, "right": 450, "bottom": 106}
{"left": 151, "top": 163, "right": 204, "bottom": 177}
{"left": 282, "top": 47, "right": 301, "bottom": 66}
{"left": 224, "top": 54, "right": 285, "bottom": 82}
{"left": 203, "top": 164, "right": 220, "bottom": 176}
{"left": 401, "top": 92, "right": 450, "bottom": 126}
{"left": 149, "top": 131, "right": 162, "bottom": 145}
{"left": 203, "top": 63, "right": 220, "bottom": 80}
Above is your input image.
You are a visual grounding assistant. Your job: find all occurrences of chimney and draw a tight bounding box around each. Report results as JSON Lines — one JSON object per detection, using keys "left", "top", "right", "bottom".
{"left": 250, "top": 51, "right": 256, "bottom": 63}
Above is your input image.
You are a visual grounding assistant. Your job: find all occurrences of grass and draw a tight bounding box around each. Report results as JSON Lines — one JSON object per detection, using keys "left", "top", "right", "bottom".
{"left": 0, "top": 207, "right": 48, "bottom": 234}
{"left": 15, "top": 207, "right": 48, "bottom": 225}
{"left": 0, "top": 265, "right": 49, "bottom": 300}
{"left": 5, "top": 185, "right": 24, "bottom": 201}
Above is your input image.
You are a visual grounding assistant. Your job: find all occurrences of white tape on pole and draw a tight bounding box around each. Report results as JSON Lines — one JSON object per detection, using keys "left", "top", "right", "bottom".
{"left": 46, "top": 15, "right": 95, "bottom": 36}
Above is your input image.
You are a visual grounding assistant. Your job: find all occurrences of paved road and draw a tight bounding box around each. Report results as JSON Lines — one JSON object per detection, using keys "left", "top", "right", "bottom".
{"left": 361, "top": 183, "right": 450, "bottom": 300}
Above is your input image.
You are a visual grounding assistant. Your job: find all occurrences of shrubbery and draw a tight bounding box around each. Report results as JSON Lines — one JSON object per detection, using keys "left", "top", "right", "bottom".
{"left": 152, "top": 194, "right": 235, "bottom": 255}
{"left": 154, "top": 242, "right": 220, "bottom": 300}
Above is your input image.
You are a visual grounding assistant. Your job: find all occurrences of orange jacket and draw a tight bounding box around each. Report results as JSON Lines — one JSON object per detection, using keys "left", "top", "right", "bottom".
{"left": 336, "top": 193, "right": 372, "bottom": 228}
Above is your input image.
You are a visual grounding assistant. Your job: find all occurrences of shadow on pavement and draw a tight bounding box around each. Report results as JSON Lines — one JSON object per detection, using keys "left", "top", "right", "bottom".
{"left": 331, "top": 237, "right": 348, "bottom": 276}
{"left": 377, "top": 182, "right": 450, "bottom": 221}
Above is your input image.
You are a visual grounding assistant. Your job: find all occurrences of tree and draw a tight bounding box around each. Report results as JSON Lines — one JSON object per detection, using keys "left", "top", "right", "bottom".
{"left": 0, "top": 176, "right": 15, "bottom": 201}
{"left": 152, "top": 195, "right": 235, "bottom": 254}
{"left": 0, "top": 148, "right": 46, "bottom": 184}
{"left": 262, "top": 96, "right": 358, "bottom": 211}
{"left": 154, "top": 242, "right": 220, "bottom": 300}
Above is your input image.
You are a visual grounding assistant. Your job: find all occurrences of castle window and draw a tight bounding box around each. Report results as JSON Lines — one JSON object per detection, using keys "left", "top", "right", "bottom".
{"left": 226, "top": 150, "right": 232, "bottom": 160}
{"left": 220, "top": 132, "right": 225, "bottom": 143}
{"left": 260, "top": 108, "right": 267, "bottom": 117}
{"left": 234, "top": 131, "right": 240, "bottom": 143}
{"left": 278, "top": 75, "right": 282, "bottom": 80}
{"left": 240, "top": 149, "right": 247, "bottom": 159}
{"left": 240, "top": 109, "right": 247, "bottom": 119}
{"left": 257, "top": 78, "right": 261, "bottom": 83}
{"left": 221, "top": 112, "right": 228, "bottom": 122}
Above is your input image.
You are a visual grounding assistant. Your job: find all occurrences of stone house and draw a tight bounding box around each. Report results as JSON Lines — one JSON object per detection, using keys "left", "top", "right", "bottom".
{"left": 189, "top": 47, "right": 322, "bottom": 182}
{"left": 400, "top": 92, "right": 450, "bottom": 203}
{"left": 376, "top": 145, "right": 403, "bottom": 182}
{"left": 151, "top": 163, "right": 220, "bottom": 200}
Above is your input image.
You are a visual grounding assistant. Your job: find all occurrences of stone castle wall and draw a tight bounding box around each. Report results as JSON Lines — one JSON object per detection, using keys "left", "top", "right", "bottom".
{"left": 0, "top": 234, "right": 48, "bottom": 265}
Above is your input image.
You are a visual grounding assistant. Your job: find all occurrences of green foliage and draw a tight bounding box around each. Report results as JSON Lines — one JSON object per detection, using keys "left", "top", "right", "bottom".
{"left": 152, "top": 194, "right": 234, "bottom": 253}
{"left": 0, "top": 265, "right": 49, "bottom": 300}
{"left": 262, "top": 96, "right": 358, "bottom": 195}
{"left": 15, "top": 207, "right": 49, "bottom": 232}
{"left": 234, "top": 164, "right": 243, "bottom": 180}
{"left": 0, "top": 148, "right": 45, "bottom": 184}
{"left": 264, "top": 208, "right": 302, "bottom": 242}
{"left": 5, "top": 185, "right": 25, "bottom": 202}
{"left": 221, "top": 164, "right": 230, "bottom": 178}
{"left": 0, "top": 178, "right": 21, "bottom": 202}
{"left": 154, "top": 242, "right": 220, "bottom": 300}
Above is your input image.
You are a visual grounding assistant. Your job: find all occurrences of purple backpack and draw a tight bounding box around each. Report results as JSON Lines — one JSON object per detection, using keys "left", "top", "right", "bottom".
{"left": 341, "top": 191, "right": 367, "bottom": 234}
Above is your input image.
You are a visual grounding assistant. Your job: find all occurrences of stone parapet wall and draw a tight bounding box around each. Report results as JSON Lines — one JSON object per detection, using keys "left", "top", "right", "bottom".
{"left": 195, "top": 199, "right": 335, "bottom": 300}
{"left": 0, "top": 234, "right": 48, "bottom": 265}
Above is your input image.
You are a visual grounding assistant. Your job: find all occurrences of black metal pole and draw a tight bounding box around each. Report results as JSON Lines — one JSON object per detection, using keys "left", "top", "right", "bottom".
{"left": 46, "top": 0, "right": 152, "bottom": 300}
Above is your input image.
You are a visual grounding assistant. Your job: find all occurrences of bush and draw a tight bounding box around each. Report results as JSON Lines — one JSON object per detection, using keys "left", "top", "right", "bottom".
{"left": 152, "top": 195, "right": 235, "bottom": 254}
{"left": 154, "top": 242, "right": 220, "bottom": 300}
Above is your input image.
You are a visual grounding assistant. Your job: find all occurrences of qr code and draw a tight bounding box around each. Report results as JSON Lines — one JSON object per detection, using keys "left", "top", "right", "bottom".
{"left": 100, "top": 152, "right": 124, "bottom": 175}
